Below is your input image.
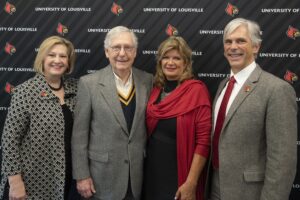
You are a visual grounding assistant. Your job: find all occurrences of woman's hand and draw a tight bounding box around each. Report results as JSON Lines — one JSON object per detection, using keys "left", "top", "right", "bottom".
{"left": 8, "top": 174, "right": 27, "bottom": 200}
{"left": 175, "top": 181, "right": 196, "bottom": 200}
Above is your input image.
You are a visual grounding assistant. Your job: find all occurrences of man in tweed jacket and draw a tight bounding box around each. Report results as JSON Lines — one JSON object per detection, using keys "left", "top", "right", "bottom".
{"left": 72, "top": 26, "right": 152, "bottom": 200}
{"left": 207, "top": 18, "right": 297, "bottom": 200}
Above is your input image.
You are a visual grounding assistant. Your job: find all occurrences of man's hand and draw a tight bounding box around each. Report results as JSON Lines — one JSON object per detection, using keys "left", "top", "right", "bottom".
{"left": 77, "top": 177, "right": 96, "bottom": 199}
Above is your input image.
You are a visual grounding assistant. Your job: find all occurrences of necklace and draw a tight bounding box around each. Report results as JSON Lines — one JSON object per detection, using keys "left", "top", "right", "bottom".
{"left": 48, "top": 79, "right": 63, "bottom": 91}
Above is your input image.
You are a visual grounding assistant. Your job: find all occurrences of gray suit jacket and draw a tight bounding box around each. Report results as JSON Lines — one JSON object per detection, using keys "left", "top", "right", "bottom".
{"left": 72, "top": 65, "right": 152, "bottom": 200}
{"left": 207, "top": 65, "right": 297, "bottom": 200}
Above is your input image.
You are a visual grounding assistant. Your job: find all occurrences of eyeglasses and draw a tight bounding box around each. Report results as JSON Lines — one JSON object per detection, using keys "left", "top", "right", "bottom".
{"left": 109, "top": 45, "right": 135, "bottom": 53}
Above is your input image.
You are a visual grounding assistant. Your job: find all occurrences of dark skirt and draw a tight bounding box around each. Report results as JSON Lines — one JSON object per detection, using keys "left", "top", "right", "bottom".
{"left": 143, "top": 118, "right": 178, "bottom": 200}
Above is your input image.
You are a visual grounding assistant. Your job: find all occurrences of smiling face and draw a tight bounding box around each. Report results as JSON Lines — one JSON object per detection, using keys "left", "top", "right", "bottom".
{"left": 161, "top": 49, "right": 186, "bottom": 81}
{"left": 43, "top": 44, "right": 69, "bottom": 79}
{"left": 105, "top": 32, "right": 137, "bottom": 75}
{"left": 224, "top": 25, "right": 260, "bottom": 73}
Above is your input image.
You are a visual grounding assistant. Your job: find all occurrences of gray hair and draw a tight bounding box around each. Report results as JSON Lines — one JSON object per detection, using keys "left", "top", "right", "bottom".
{"left": 104, "top": 26, "right": 138, "bottom": 49}
{"left": 223, "top": 18, "right": 262, "bottom": 46}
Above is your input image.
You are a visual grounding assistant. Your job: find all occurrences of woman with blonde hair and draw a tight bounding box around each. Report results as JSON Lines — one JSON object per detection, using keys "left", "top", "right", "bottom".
{"left": 143, "top": 36, "right": 211, "bottom": 200}
{"left": 0, "top": 36, "right": 80, "bottom": 200}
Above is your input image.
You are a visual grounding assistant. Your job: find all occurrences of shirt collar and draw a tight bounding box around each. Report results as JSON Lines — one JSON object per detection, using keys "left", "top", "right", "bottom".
{"left": 230, "top": 61, "right": 256, "bottom": 85}
{"left": 113, "top": 69, "right": 133, "bottom": 87}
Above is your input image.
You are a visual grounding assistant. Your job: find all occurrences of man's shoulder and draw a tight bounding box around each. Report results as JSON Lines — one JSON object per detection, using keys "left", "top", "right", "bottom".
{"left": 257, "top": 69, "right": 295, "bottom": 97}
{"left": 133, "top": 67, "right": 152, "bottom": 76}
{"left": 260, "top": 69, "right": 290, "bottom": 87}
{"left": 133, "top": 67, "right": 153, "bottom": 84}
{"left": 79, "top": 66, "right": 110, "bottom": 83}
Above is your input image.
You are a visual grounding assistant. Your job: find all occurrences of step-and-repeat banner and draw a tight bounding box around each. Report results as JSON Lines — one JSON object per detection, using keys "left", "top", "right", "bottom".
{"left": 0, "top": 0, "right": 299, "bottom": 199}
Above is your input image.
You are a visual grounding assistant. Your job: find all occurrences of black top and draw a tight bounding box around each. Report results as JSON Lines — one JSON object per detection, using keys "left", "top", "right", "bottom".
{"left": 143, "top": 80, "right": 179, "bottom": 200}
{"left": 62, "top": 104, "right": 81, "bottom": 200}
{"left": 61, "top": 104, "right": 74, "bottom": 199}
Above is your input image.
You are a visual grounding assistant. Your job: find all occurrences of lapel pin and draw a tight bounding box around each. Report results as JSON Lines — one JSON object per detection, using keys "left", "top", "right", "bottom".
{"left": 40, "top": 91, "right": 48, "bottom": 97}
{"left": 244, "top": 85, "right": 251, "bottom": 92}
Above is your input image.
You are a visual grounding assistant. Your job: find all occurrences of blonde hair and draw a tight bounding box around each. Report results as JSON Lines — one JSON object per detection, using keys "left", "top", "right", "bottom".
{"left": 34, "top": 36, "right": 75, "bottom": 74}
{"left": 154, "top": 36, "right": 194, "bottom": 87}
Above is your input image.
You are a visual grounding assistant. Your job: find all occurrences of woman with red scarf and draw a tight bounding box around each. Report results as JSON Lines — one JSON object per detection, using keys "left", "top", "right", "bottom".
{"left": 143, "top": 36, "right": 212, "bottom": 200}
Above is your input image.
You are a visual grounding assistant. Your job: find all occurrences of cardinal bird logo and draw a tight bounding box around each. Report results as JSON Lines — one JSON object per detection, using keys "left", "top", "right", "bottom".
{"left": 5, "top": 42, "right": 16, "bottom": 55}
{"left": 225, "top": 3, "right": 239, "bottom": 17}
{"left": 284, "top": 70, "right": 298, "bottom": 84}
{"left": 166, "top": 24, "right": 178, "bottom": 36}
{"left": 111, "top": 2, "right": 123, "bottom": 16}
{"left": 56, "top": 23, "right": 68, "bottom": 36}
{"left": 5, "top": 82, "right": 15, "bottom": 94}
{"left": 4, "top": 2, "right": 16, "bottom": 15}
{"left": 286, "top": 26, "right": 300, "bottom": 40}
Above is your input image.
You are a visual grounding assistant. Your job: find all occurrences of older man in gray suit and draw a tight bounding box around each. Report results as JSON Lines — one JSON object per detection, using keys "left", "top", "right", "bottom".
{"left": 208, "top": 18, "right": 297, "bottom": 200}
{"left": 72, "top": 26, "right": 152, "bottom": 200}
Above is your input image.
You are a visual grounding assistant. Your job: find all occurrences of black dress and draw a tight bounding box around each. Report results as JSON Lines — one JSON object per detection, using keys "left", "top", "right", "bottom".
{"left": 61, "top": 104, "right": 81, "bottom": 200}
{"left": 143, "top": 80, "right": 178, "bottom": 200}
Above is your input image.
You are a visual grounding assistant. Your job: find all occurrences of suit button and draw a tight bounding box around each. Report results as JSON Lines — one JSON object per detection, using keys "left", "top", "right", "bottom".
{"left": 124, "top": 160, "right": 129, "bottom": 164}
{"left": 128, "top": 139, "right": 131, "bottom": 144}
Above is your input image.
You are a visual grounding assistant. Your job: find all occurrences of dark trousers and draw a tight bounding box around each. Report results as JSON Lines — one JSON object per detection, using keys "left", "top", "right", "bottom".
{"left": 2, "top": 182, "right": 9, "bottom": 200}
{"left": 123, "top": 176, "right": 135, "bottom": 200}
{"left": 210, "top": 169, "right": 221, "bottom": 200}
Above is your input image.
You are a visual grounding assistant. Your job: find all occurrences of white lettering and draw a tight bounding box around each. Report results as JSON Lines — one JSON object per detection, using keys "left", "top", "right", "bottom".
{"left": 0, "top": 27, "right": 8, "bottom": 31}
{"left": 142, "top": 50, "right": 158, "bottom": 55}
{"left": 192, "top": 51, "right": 203, "bottom": 56}
{"left": 198, "top": 73, "right": 229, "bottom": 78}
{"left": 259, "top": 53, "right": 290, "bottom": 58}
{"left": 14, "top": 68, "right": 35, "bottom": 72}
{"left": 14, "top": 27, "right": 37, "bottom": 32}
{"left": 293, "top": 184, "right": 300, "bottom": 188}
{"left": 35, "top": 7, "right": 61, "bottom": 11}
{"left": 87, "top": 28, "right": 145, "bottom": 34}
{"left": 143, "top": 7, "right": 203, "bottom": 13}
{"left": 75, "top": 49, "right": 91, "bottom": 54}
{"left": 178, "top": 8, "right": 204, "bottom": 13}
{"left": 0, "top": 67, "right": 8, "bottom": 71}
{"left": 143, "top": 8, "right": 170, "bottom": 12}
{"left": 261, "top": 8, "right": 292, "bottom": 13}
{"left": 35, "top": 7, "right": 91, "bottom": 12}
{"left": 67, "top": 7, "right": 91, "bottom": 12}
{"left": 0, "top": 107, "right": 8, "bottom": 111}
{"left": 199, "top": 30, "right": 223, "bottom": 35}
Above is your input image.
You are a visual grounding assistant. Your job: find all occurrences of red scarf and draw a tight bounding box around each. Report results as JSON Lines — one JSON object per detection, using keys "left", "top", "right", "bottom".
{"left": 146, "top": 79, "right": 210, "bottom": 135}
{"left": 146, "top": 79, "right": 211, "bottom": 200}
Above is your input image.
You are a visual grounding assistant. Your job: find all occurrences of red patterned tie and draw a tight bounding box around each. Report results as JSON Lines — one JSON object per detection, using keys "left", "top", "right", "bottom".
{"left": 212, "top": 76, "right": 236, "bottom": 169}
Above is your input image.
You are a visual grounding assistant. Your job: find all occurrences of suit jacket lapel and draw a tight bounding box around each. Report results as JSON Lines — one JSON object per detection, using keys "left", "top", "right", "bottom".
{"left": 98, "top": 65, "right": 129, "bottom": 135}
{"left": 222, "top": 65, "right": 262, "bottom": 130}
{"left": 129, "top": 68, "right": 147, "bottom": 138}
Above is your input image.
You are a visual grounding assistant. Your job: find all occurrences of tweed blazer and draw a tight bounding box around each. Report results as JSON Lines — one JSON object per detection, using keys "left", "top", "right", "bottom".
{"left": 72, "top": 65, "right": 153, "bottom": 200}
{"left": 0, "top": 74, "right": 78, "bottom": 200}
{"left": 206, "top": 65, "right": 297, "bottom": 200}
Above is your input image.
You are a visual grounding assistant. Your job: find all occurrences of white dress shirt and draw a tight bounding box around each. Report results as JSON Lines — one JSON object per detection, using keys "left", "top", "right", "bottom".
{"left": 113, "top": 70, "right": 133, "bottom": 97}
{"left": 213, "top": 61, "right": 257, "bottom": 130}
